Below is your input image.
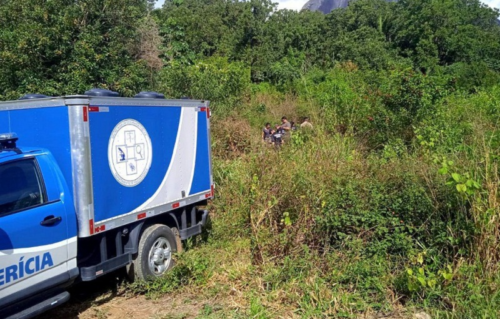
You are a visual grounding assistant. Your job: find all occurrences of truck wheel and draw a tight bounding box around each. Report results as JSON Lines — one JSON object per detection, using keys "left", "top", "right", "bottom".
{"left": 131, "top": 224, "right": 178, "bottom": 281}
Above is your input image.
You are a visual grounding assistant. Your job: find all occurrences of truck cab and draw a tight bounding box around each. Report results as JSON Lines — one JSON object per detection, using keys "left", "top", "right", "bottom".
{"left": 0, "top": 134, "right": 78, "bottom": 318}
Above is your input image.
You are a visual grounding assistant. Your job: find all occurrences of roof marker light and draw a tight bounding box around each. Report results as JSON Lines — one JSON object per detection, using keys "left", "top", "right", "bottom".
{"left": 84, "top": 88, "right": 120, "bottom": 97}
{"left": 0, "top": 133, "right": 20, "bottom": 153}
{"left": 0, "top": 132, "right": 18, "bottom": 141}
{"left": 134, "top": 91, "right": 165, "bottom": 99}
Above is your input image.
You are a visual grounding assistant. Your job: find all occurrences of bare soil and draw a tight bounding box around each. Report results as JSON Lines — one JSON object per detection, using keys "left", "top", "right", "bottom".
{"left": 37, "top": 272, "right": 209, "bottom": 319}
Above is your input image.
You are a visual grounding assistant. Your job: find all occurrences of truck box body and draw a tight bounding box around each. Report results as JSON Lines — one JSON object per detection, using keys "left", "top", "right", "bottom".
{"left": 0, "top": 96, "right": 213, "bottom": 237}
{"left": 0, "top": 94, "right": 214, "bottom": 318}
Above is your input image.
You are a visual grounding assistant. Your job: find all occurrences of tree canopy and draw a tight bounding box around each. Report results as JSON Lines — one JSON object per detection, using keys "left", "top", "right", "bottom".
{"left": 0, "top": 0, "right": 499, "bottom": 99}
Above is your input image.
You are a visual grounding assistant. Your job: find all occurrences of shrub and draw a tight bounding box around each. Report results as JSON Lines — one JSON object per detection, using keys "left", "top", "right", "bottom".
{"left": 157, "top": 57, "right": 251, "bottom": 114}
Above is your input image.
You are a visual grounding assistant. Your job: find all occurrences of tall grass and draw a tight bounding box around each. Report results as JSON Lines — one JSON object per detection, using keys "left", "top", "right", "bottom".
{"left": 133, "top": 69, "right": 500, "bottom": 318}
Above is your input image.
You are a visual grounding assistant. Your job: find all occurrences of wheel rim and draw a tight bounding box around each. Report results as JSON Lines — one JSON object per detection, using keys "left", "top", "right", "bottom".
{"left": 148, "top": 236, "right": 172, "bottom": 276}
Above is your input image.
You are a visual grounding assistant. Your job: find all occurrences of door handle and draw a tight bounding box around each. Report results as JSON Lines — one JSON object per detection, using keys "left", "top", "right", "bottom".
{"left": 41, "top": 215, "right": 62, "bottom": 226}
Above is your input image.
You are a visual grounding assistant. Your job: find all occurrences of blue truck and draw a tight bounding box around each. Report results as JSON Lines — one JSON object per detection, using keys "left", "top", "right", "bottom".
{"left": 0, "top": 89, "right": 214, "bottom": 319}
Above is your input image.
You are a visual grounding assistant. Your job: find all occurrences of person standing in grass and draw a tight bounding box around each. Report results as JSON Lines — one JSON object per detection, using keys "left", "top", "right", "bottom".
{"left": 262, "top": 122, "right": 273, "bottom": 143}
{"left": 275, "top": 116, "right": 291, "bottom": 145}
{"left": 300, "top": 117, "right": 313, "bottom": 129}
{"left": 280, "top": 116, "right": 291, "bottom": 132}
{"left": 272, "top": 124, "right": 285, "bottom": 147}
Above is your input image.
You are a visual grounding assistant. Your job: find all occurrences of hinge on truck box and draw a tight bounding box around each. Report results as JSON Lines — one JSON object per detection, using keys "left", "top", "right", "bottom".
{"left": 197, "top": 106, "right": 211, "bottom": 118}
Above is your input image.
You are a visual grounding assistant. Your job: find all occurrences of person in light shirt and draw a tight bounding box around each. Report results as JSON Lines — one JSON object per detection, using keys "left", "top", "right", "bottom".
{"left": 300, "top": 117, "right": 313, "bottom": 129}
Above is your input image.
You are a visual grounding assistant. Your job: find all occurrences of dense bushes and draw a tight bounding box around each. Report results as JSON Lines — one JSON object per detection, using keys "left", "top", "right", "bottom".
{"left": 157, "top": 57, "right": 251, "bottom": 112}
{"left": 0, "top": 0, "right": 149, "bottom": 99}
{"left": 201, "top": 72, "right": 500, "bottom": 316}
{"left": 2, "top": 0, "right": 499, "bottom": 99}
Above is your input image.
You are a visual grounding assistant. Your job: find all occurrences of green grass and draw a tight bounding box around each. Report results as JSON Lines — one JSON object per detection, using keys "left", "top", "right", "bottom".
{"left": 130, "top": 77, "right": 500, "bottom": 318}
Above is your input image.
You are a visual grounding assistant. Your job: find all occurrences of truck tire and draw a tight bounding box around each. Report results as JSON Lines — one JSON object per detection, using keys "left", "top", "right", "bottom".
{"left": 130, "top": 224, "right": 178, "bottom": 281}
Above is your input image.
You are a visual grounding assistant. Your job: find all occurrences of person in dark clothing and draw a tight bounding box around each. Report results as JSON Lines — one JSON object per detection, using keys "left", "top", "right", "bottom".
{"left": 272, "top": 123, "right": 285, "bottom": 147}
{"left": 262, "top": 123, "right": 273, "bottom": 143}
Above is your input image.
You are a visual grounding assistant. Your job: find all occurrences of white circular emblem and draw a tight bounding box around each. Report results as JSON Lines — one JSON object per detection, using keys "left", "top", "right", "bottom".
{"left": 108, "top": 119, "right": 152, "bottom": 187}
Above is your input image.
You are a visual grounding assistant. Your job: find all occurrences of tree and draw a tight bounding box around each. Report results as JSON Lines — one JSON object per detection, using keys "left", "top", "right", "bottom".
{"left": 392, "top": 0, "right": 500, "bottom": 73}
{"left": 0, "top": 0, "right": 150, "bottom": 98}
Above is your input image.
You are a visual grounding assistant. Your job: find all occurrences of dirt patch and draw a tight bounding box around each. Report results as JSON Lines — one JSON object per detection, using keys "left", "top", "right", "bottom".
{"left": 39, "top": 289, "right": 208, "bottom": 319}
{"left": 36, "top": 272, "right": 210, "bottom": 319}
{"left": 69, "top": 294, "right": 205, "bottom": 319}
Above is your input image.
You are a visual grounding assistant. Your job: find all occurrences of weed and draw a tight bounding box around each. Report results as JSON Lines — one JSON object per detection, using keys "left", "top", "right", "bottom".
{"left": 130, "top": 79, "right": 500, "bottom": 318}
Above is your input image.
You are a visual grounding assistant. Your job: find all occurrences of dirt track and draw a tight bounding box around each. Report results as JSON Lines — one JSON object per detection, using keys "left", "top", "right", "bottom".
{"left": 37, "top": 272, "right": 209, "bottom": 319}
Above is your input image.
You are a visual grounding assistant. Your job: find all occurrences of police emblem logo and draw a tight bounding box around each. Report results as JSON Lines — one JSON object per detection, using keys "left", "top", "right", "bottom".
{"left": 108, "top": 119, "right": 152, "bottom": 187}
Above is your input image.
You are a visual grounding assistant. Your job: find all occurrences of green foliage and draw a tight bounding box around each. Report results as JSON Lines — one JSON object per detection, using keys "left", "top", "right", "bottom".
{"left": 2, "top": 0, "right": 500, "bottom": 99}
{"left": 393, "top": 0, "right": 500, "bottom": 72}
{"left": 314, "top": 160, "right": 470, "bottom": 259}
{"left": 129, "top": 248, "right": 213, "bottom": 297}
{"left": 363, "top": 68, "right": 451, "bottom": 146}
{"left": 400, "top": 252, "right": 454, "bottom": 300}
{"left": 154, "top": 0, "right": 500, "bottom": 88}
{"left": 293, "top": 67, "right": 371, "bottom": 134}
{"left": 158, "top": 57, "right": 250, "bottom": 113}
{"left": 0, "top": 0, "right": 150, "bottom": 98}
{"left": 203, "top": 76, "right": 500, "bottom": 316}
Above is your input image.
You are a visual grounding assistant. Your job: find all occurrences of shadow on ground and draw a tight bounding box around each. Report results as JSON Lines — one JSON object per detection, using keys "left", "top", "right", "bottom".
{"left": 35, "top": 232, "right": 212, "bottom": 319}
{"left": 36, "top": 269, "right": 129, "bottom": 319}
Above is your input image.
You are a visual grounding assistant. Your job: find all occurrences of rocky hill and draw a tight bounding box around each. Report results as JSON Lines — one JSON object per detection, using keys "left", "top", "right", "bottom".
{"left": 301, "top": 0, "right": 399, "bottom": 13}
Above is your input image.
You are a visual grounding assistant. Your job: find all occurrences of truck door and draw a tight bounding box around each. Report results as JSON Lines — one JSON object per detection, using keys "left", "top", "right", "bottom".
{"left": 0, "top": 156, "right": 71, "bottom": 304}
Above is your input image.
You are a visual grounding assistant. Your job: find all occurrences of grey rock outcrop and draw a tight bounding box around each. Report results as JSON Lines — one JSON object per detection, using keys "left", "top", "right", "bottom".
{"left": 302, "top": 0, "right": 396, "bottom": 13}
{"left": 302, "top": 0, "right": 350, "bottom": 13}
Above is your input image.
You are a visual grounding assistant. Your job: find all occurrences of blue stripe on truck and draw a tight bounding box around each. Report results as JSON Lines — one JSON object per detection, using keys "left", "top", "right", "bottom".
{"left": 89, "top": 106, "right": 182, "bottom": 223}
{"left": 189, "top": 111, "right": 211, "bottom": 195}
